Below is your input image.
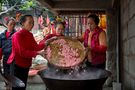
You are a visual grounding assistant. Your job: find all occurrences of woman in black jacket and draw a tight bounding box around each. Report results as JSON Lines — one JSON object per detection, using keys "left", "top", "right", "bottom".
{"left": 0, "top": 18, "right": 16, "bottom": 89}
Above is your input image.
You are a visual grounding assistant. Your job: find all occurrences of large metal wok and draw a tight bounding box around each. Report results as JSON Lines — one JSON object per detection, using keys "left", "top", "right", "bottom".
{"left": 41, "top": 36, "right": 111, "bottom": 90}
{"left": 45, "top": 36, "right": 86, "bottom": 69}
{"left": 38, "top": 67, "right": 111, "bottom": 90}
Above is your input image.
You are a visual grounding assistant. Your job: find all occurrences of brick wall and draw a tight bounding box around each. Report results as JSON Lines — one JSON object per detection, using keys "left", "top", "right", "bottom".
{"left": 106, "top": 9, "right": 118, "bottom": 85}
{"left": 120, "top": 0, "right": 135, "bottom": 90}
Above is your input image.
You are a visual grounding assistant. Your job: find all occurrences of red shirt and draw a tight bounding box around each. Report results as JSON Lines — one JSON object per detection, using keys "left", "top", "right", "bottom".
{"left": 6, "top": 31, "right": 10, "bottom": 39}
{"left": 7, "top": 29, "right": 45, "bottom": 68}
{"left": 44, "top": 34, "right": 57, "bottom": 40}
{"left": 40, "top": 34, "right": 64, "bottom": 44}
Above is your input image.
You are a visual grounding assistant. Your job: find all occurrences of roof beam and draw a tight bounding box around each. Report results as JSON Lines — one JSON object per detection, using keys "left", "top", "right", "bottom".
{"left": 53, "top": 0, "right": 112, "bottom": 11}
{"left": 58, "top": 10, "right": 106, "bottom": 15}
{"left": 38, "top": 0, "right": 54, "bottom": 8}
{"left": 37, "top": 0, "right": 58, "bottom": 15}
{"left": 37, "top": 0, "right": 113, "bottom": 15}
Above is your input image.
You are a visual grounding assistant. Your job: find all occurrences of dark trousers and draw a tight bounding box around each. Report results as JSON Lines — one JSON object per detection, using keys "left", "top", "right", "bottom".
{"left": 2, "top": 55, "right": 14, "bottom": 75}
{"left": 3, "top": 58, "right": 14, "bottom": 88}
{"left": 3, "top": 60, "right": 11, "bottom": 75}
{"left": 12, "top": 64, "right": 29, "bottom": 90}
{"left": 85, "top": 60, "right": 106, "bottom": 69}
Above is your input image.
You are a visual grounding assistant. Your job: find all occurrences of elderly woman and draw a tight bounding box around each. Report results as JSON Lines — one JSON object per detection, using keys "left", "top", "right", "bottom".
{"left": 0, "top": 18, "right": 16, "bottom": 89}
{"left": 7, "top": 15, "right": 48, "bottom": 90}
{"left": 0, "top": 18, "right": 16, "bottom": 75}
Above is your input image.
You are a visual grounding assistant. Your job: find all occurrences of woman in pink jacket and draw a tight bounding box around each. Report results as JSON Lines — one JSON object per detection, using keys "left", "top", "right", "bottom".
{"left": 80, "top": 14, "right": 107, "bottom": 69}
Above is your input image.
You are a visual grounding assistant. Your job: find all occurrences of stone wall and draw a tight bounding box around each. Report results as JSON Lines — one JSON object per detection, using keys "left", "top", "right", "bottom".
{"left": 120, "top": 0, "right": 135, "bottom": 90}
{"left": 106, "top": 8, "right": 118, "bottom": 86}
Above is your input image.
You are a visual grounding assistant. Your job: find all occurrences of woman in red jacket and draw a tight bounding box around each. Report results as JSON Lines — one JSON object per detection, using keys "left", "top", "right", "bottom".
{"left": 7, "top": 15, "right": 47, "bottom": 90}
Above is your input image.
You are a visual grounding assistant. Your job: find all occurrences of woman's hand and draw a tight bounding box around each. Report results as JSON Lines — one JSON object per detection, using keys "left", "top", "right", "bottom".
{"left": 87, "top": 50, "right": 92, "bottom": 62}
{"left": 37, "top": 50, "right": 45, "bottom": 57}
{"left": 85, "top": 47, "right": 92, "bottom": 62}
{"left": 45, "top": 36, "right": 58, "bottom": 46}
{"left": 85, "top": 47, "right": 90, "bottom": 55}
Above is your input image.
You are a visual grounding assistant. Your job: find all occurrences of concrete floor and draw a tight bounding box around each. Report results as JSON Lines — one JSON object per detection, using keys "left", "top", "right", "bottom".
{"left": 27, "top": 83, "right": 45, "bottom": 90}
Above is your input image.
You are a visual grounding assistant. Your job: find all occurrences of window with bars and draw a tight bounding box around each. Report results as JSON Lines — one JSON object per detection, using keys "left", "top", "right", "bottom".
{"left": 61, "top": 14, "right": 106, "bottom": 37}
{"left": 61, "top": 15, "right": 87, "bottom": 37}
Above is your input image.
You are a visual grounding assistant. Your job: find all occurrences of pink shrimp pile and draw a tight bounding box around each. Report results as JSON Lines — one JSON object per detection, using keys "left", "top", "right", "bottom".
{"left": 46, "top": 38, "right": 82, "bottom": 67}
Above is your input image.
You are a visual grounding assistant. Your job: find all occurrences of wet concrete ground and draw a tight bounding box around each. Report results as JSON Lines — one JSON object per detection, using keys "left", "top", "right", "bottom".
{"left": 0, "top": 82, "right": 45, "bottom": 90}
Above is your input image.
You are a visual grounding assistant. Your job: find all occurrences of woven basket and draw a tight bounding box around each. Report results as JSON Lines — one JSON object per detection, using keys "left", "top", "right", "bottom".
{"left": 45, "top": 36, "right": 86, "bottom": 69}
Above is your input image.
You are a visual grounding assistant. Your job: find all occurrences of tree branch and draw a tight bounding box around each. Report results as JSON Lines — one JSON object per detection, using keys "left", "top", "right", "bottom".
{"left": 0, "top": 3, "right": 17, "bottom": 16}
